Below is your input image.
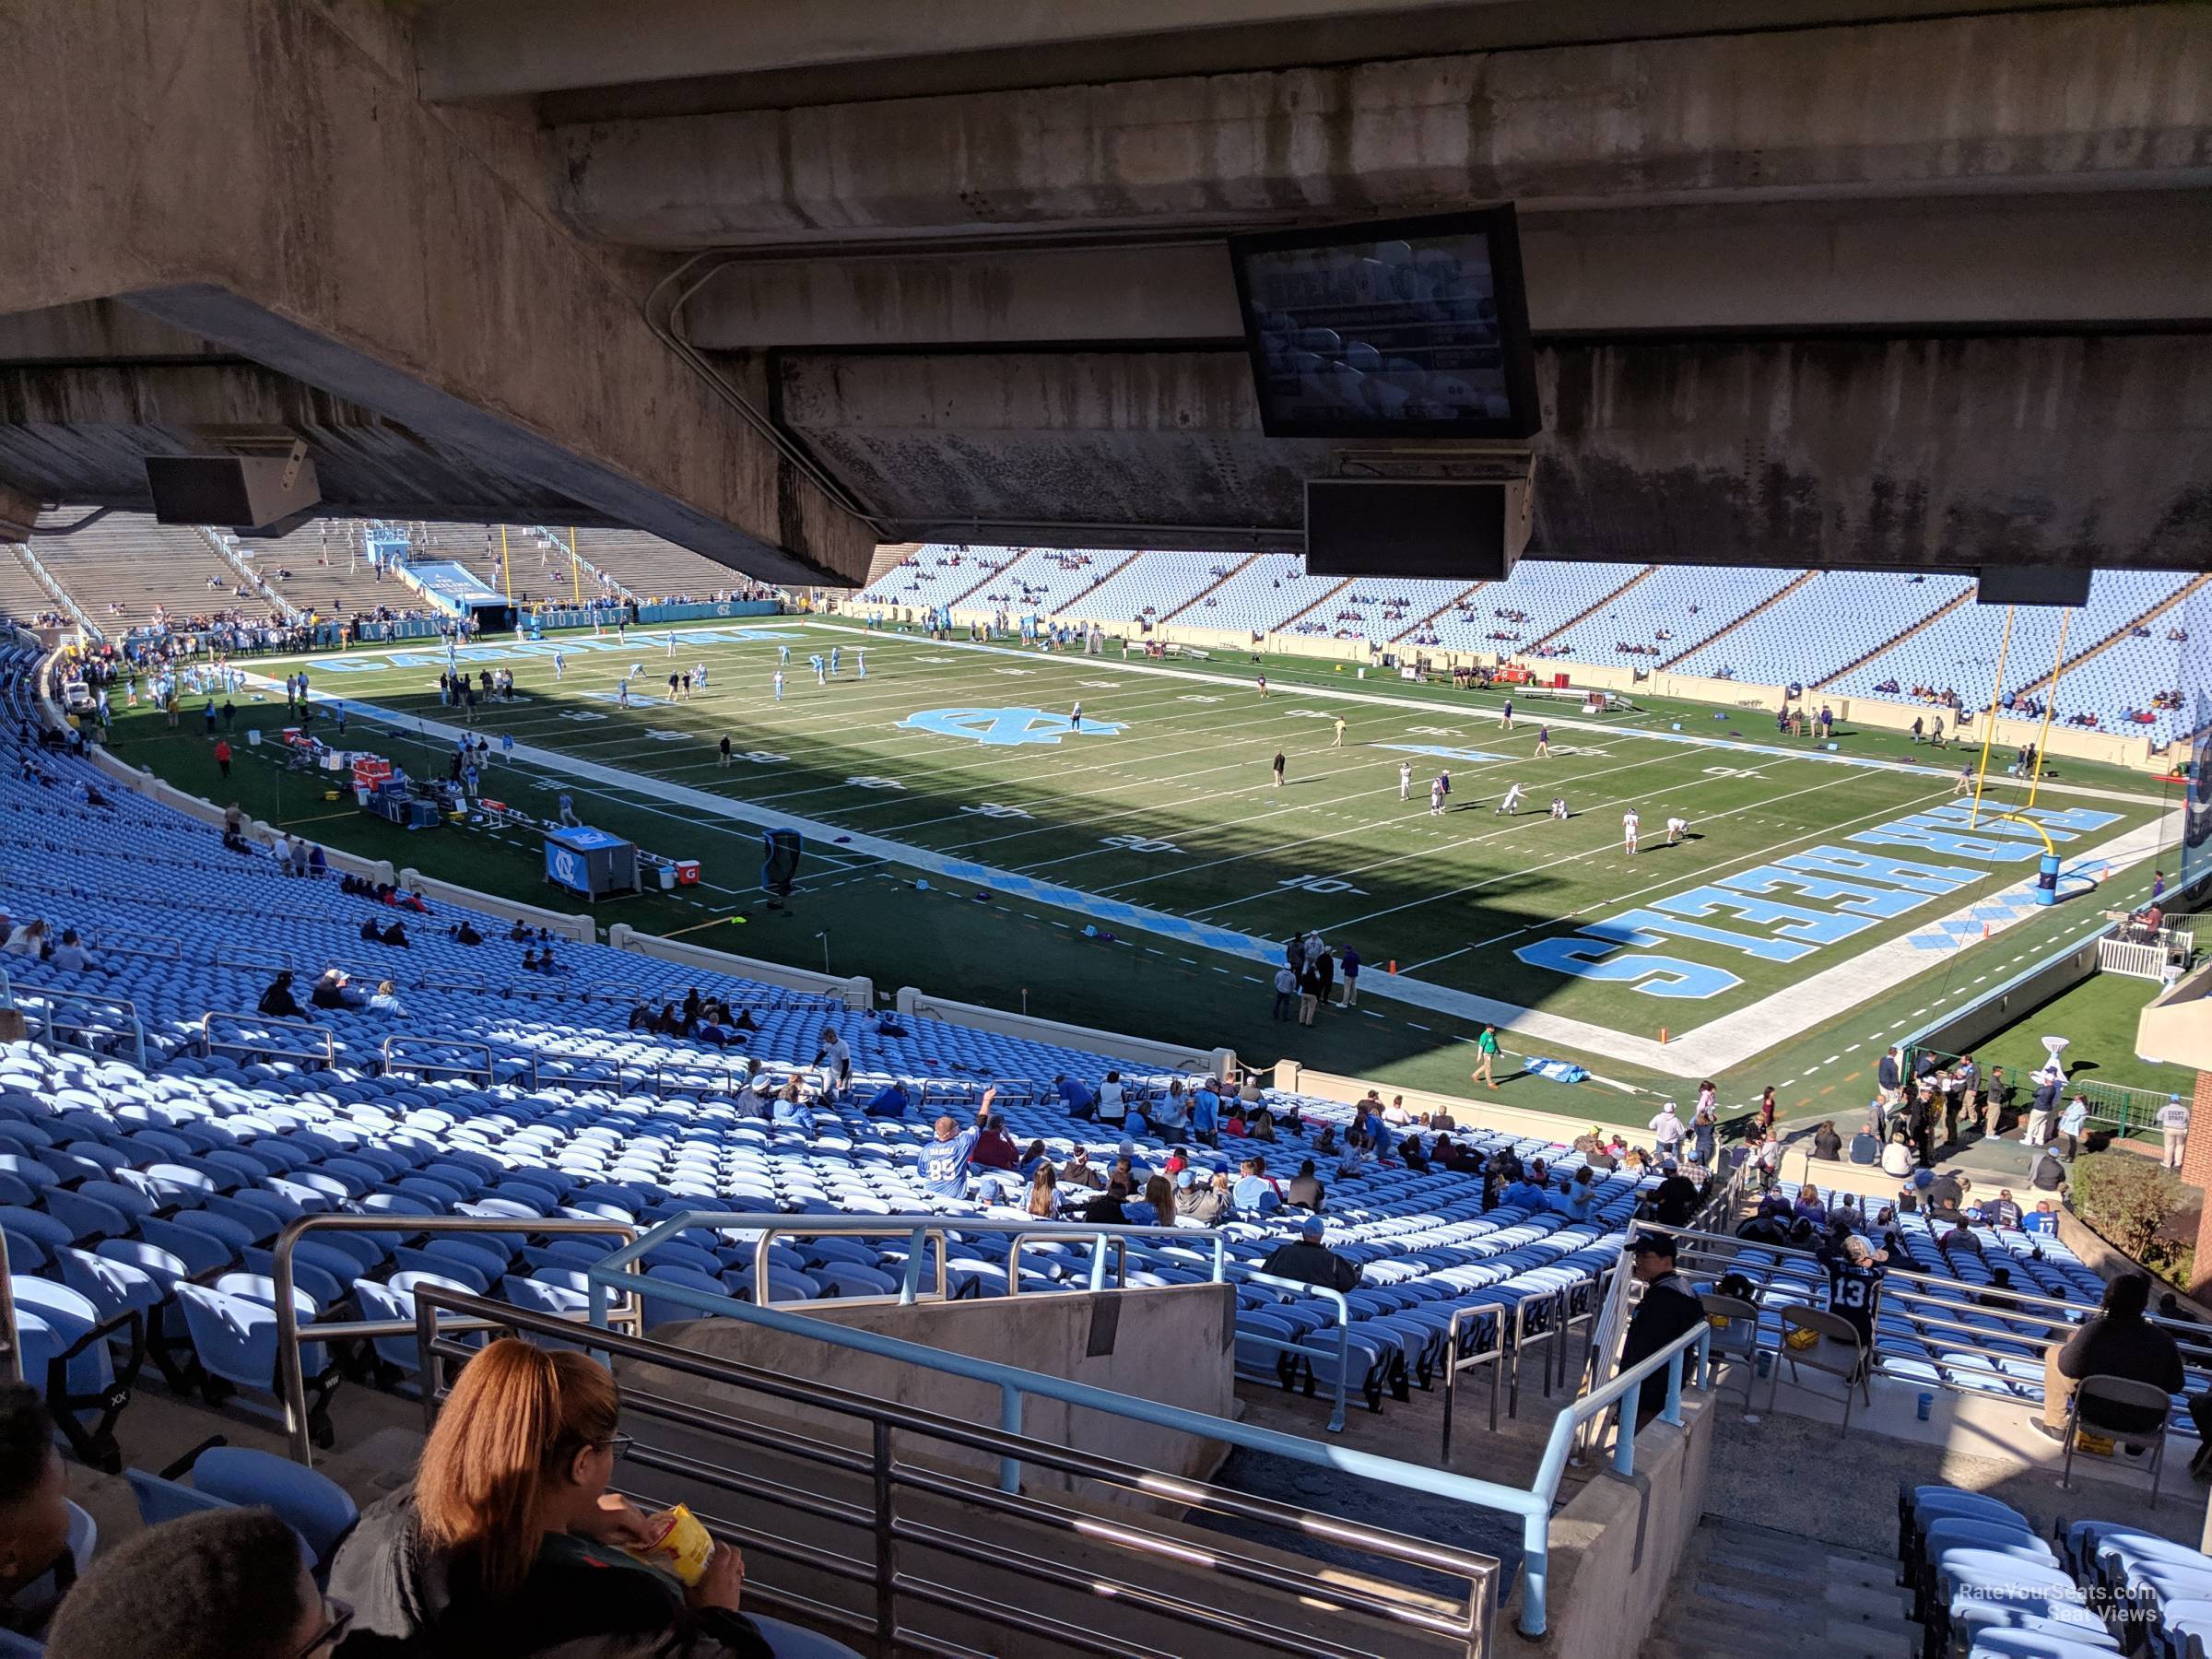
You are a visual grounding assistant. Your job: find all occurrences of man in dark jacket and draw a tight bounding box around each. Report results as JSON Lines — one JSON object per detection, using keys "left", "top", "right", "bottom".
{"left": 1259, "top": 1219, "right": 1360, "bottom": 1293}
{"left": 1618, "top": 1233, "right": 1708, "bottom": 1428}
{"left": 1651, "top": 1166, "right": 1705, "bottom": 1228}
{"left": 2040, "top": 1273, "right": 2183, "bottom": 1449}
{"left": 1285, "top": 1159, "right": 1325, "bottom": 1211}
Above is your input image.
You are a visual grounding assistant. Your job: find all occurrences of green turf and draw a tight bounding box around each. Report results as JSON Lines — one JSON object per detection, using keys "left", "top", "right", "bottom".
{"left": 100, "top": 616, "right": 2182, "bottom": 1124}
{"left": 1965, "top": 971, "right": 2191, "bottom": 1101}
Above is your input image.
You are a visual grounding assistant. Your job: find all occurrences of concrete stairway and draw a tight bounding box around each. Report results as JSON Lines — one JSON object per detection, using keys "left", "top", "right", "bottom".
{"left": 1642, "top": 1516, "right": 1916, "bottom": 1658}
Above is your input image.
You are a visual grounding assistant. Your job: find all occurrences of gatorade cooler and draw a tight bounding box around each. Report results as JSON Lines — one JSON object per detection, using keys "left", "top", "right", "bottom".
{"left": 675, "top": 859, "right": 701, "bottom": 887}
{"left": 2034, "top": 852, "right": 2061, "bottom": 905}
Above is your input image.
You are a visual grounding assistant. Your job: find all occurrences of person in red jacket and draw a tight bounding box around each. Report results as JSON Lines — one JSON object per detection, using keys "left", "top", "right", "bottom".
{"left": 213, "top": 736, "right": 232, "bottom": 780}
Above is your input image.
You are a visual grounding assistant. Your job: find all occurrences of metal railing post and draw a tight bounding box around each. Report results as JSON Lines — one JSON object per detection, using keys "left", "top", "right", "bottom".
{"left": 869, "top": 1419, "right": 897, "bottom": 1659}
{"left": 998, "top": 1383, "right": 1024, "bottom": 1494}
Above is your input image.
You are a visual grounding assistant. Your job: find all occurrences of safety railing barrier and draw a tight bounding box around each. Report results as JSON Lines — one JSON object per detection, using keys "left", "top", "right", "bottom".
{"left": 1440, "top": 1300, "right": 1513, "bottom": 1456}
{"left": 1236, "top": 1270, "right": 1355, "bottom": 1433}
{"left": 411, "top": 1281, "right": 1502, "bottom": 1659}
{"left": 614, "top": 1058, "right": 751, "bottom": 1099}
{"left": 1643, "top": 1218, "right": 2212, "bottom": 1427}
{"left": 586, "top": 1208, "right": 1714, "bottom": 1636}
{"left": 1004, "top": 1224, "right": 1230, "bottom": 1299}
{"left": 93, "top": 927, "right": 182, "bottom": 962}
{"left": 380, "top": 1034, "right": 537, "bottom": 1090}
{"left": 270, "top": 1213, "right": 646, "bottom": 1465}
{"left": 200, "top": 1009, "right": 335, "bottom": 1070}
{"left": 18, "top": 984, "right": 147, "bottom": 1070}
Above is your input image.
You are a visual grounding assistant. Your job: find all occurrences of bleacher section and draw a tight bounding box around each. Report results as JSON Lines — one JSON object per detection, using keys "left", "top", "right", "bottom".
{"left": 226, "top": 521, "right": 418, "bottom": 624}
{"left": 1900, "top": 1484, "right": 2212, "bottom": 1659}
{"left": 1823, "top": 570, "right": 2192, "bottom": 716}
{"left": 28, "top": 514, "right": 250, "bottom": 629}
{"left": 1319, "top": 579, "right": 1474, "bottom": 646}
{"left": 2023, "top": 602, "right": 2202, "bottom": 747}
{"left": 1182, "top": 553, "right": 1343, "bottom": 636}
{"left": 854, "top": 543, "right": 1013, "bottom": 609}
{"left": 569, "top": 528, "right": 764, "bottom": 603}
{"left": 0, "top": 547, "right": 69, "bottom": 629}
{"left": 959, "top": 547, "right": 1124, "bottom": 616}
{"left": 1557, "top": 566, "right": 1797, "bottom": 670}
{"left": 1419, "top": 562, "right": 1648, "bottom": 655}
{"left": 1058, "top": 552, "right": 1234, "bottom": 627}
{"left": 1667, "top": 571, "right": 1974, "bottom": 686}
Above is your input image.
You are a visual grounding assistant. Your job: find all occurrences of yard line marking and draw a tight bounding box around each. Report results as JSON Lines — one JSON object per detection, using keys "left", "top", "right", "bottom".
{"left": 1406, "top": 1021, "right": 1430, "bottom": 1031}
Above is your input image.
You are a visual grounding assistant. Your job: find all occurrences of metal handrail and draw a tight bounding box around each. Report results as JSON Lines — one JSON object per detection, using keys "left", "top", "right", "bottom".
{"left": 18, "top": 983, "right": 147, "bottom": 1069}
{"left": 411, "top": 1282, "right": 1500, "bottom": 1659}
{"left": 1441, "top": 1300, "right": 1512, "bottom": 1455}
{"left": 587, "top": 1208, "right": 1718, "bottom": 1636}
{"left": 0, "top": 967, "right": 11, "bottom": 1010}
{"left": 200, "top": 1009, "right": 335, "bottom": 1068}
{"left": 1004, "top": 1223, "right": 1230, "bottom": 1296}
{"left": 379, "top": 1034, "right": 536, "bottom": 1090}
{"left": 270, "top": 1213, "right": 647, "bottom": 1465}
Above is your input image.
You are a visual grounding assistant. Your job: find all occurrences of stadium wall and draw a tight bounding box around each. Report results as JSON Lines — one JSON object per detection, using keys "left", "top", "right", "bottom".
{"left": 609, "top": 922, "right": 871, "bottom": 1007}
{"left": 897, "top": 986, "right": 1235, "bottom": 1078}
{"left": 1496, "top": 1390, "right": 1716, "bottom": 1659}
{"left": 1275, "top": 1062, "right": 1617, "bottom": 1148}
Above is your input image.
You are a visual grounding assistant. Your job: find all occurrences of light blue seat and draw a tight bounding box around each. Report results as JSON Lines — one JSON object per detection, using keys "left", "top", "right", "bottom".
{"left": 192, "top": 1446, "right": 359, "bottom": 1565}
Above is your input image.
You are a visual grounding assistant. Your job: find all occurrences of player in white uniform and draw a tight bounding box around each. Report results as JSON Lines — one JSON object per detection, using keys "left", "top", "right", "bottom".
{"left": 1666, "top": 815, "right": 1690, "bottom": 844}
{"left": 1070, "top": 700, "right": 1083, "bottom": 732}
{"left": 665, "top": 630, "right": 677, "bottom": 654}
{"left": 1622, "top": 808, "right": 1641, "bottom": 853}
{"left": 855, "top": 649, "right": 866, "bottom": 680}
{"left": 830, "top": 645, "right": 841, "bottom": 676}
{"left": 552, "top": 652, "right": 565, "bottom": 680}
{"left": 1429, "top": 776, "right": 1446, "bottom": 816}
{"left": 1496, "top": 782, "right": 1525, "bottom": 816}
{"left": 693, "top": 662, "right": 708, "bottom": 690}
{"left": 617, "top": 676, "right": 630, "bottom": 708}
{"left": 1398, "top": 760, "right": 1412, "bottom": 802}
{"left": 773, "top": 670, "right": 784, "bottom": 701}
{"left": 1549, "top": 796, "right": 1569, "bottom": 820}
{"left": 811, "top": 653, "right": 827, "bottom": 685}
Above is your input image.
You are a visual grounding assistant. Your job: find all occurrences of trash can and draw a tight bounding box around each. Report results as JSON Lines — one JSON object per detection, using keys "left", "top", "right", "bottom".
{"left": 658, "top": 864, "right": 677, "bottom": 890}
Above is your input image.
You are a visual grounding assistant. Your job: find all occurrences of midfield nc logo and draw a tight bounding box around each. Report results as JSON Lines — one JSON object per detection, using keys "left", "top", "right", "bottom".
{"left": 899, "top": 707, "right": 1128, "bottom": 747}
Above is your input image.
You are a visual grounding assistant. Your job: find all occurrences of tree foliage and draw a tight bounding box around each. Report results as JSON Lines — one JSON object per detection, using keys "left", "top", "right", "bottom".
{"left": 2069, "top": 1153, "right": 2183, "bottom": 1261}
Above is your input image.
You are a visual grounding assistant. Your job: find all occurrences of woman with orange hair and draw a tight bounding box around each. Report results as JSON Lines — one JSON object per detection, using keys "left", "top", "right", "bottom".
{"left": 326, "top": 1338, "right": 782, "bottom": 1657}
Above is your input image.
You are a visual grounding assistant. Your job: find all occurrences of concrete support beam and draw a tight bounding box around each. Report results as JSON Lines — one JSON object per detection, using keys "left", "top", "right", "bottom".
{"left": 0, "top": 0, "right": 875, "bottom": 587}
{"left": 685, "top": 194, "right": 2212, "bottom": 348}
{"left": 772, "top": 333, "right": 2212, "bottom": 569}
{"left": 556, "top": 4, "right": 2212, "bottom": 248}
{"left": 418, "top": 0, "right": 2091, "bottom": 111}
{"left": 0, "top": 478, "right": 41, "bottom": 544}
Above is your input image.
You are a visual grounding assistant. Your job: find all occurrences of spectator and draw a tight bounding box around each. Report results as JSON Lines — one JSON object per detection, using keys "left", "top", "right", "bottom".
{"left": 1060, "top": 1148, "right": 1104, "bottom": 1192}
{"left": 1618, "top": 1234, "right": 1706, "bottom": 1428}
{"left": 1978, "top": 1265, "right": 2020, "bottom": 1314}
{"left": 2024, "top": 1198, "right": 2060, "bottom": 1233}
{"left": 1848, "top": 1125, "right": 1879, "bottom": 1165}
{"left": 44, "top": 1508, "right": 336, "bottom": 1659}
{"left": 1791, "top": 1182, "right": 1828, "bottom": 1228}
{"left": 257, "top": 971, "right": 302, "bottom": 1018}
{"left": 47, "top": 929, "right": 93, "bottom": 973}
{"left": 0, "top": 1382, "right": 70, "bottom": 1641}
{"left": 1811, "top": 1121, "right": 1842, "bottom": 1160}
{"left": 326, "top": 1340, "right": 773, "bottom": 1657}
{"left": 2160, "top": 1094, "right": 2191, "bottom": 1171}
{"left": 1232, "top": 1157, "right": 1279, "bottom": 1214}
{"left": 1127, "top": 1174, "right": 1174, "bottom": 1226}
{"left": 2056, "top": 1095, "right": 2090, "bottom": 1159}
{"left": 1286, "top": 1159, "right": 1324, "bottom": 1211}
{"left": 1259, "top": 1218, "right": 1360, "bottom": 1293}
{"left": 1653, "top": 1165, "right": 1704, "bottom": 1227}
{"left": 1983, "top": 1188, "right": 2022, "bottom": 1229}
{"left": 1080, "top": 1179, "right": 1132, "bottom": 1224}
{"left": 2029, "top": 1146, "right": 2067, "bottom": 1193}
{"left": 1647, "top": 1100, "right": 1686, "bottom": 1159}
{"left": 2039, "top": 1274, "right": 2184, "bottom": 1452}
{"left": 1026, "top": 1165, "right": 1061, "bottom": 1219}
{"left": 1815, "top": 1232, "right": 1888, "bottom": 1350}
{"left": 1880, "top": 1128, "right": 1914, "bottom": 1177}
{"left": 0, "top": 920, "right": 45, "bottom": 958}
{"left": 309, "top": 970, "right": 359, "bottom": 1011}
{"left": 970, "top": 1113, "right": 1021, "bottom": 1172}
{"left": 914, "top": 1107, "right": 992, "bottom": 1201}
{"left": 1560, "top": 1165, "right": 1601, "bottom": 1222}
{"left": 367, "top": 980, "right": 406, "bottom": 1017}
{"left": 861, "top": 1078, "right": 912, "bottom": 1120}
{"left": 453, "top": 920, "right": 484, "bottom": 947}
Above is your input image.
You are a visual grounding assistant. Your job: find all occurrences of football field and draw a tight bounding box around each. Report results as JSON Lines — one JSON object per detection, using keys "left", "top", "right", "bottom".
{"left": 248, "top": 616, "right": 2176, "bottom": 1078}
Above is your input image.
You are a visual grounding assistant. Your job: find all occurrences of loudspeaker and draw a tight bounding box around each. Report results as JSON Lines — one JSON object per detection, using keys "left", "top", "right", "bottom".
{"left": 146, "top": 447, "right": 320, "bottom": 530}
{"left": 1304, "top": 478, "right": 1530, "bottom": 579}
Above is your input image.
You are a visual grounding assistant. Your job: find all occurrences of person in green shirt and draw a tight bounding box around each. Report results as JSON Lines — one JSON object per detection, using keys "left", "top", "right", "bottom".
{"left": 1471, "top": 1025, "right": 1500, "bottom": 1089}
